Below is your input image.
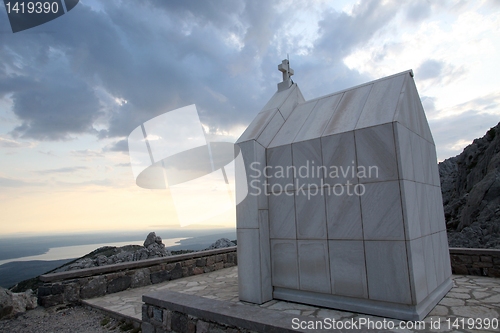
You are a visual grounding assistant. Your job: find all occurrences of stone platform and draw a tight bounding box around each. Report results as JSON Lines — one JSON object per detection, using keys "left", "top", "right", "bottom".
{"left": 83, "top": 266, "right": 500, "bottom": 332}
{"left": 82, "top": 266, "right": 239, "bottom": 324}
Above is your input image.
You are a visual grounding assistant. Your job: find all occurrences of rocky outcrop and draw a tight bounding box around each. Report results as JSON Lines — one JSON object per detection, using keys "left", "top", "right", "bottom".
{"left": 0, "top": 287, "right": 37, "bottom": 320}
{"left": 140, "top": 232, "right": 170, "bottom": 258}
{"left": 53, "top": 232, "right": 172, "bottom": 272}
{"left": 206, "top": 238, "right": 235, "bottom": 250}
{"left": 440, "top": 122, "right": 500, "bottom": 248}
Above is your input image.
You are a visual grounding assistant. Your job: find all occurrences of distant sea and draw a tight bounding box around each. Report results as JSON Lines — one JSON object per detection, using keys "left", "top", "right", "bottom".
{"left": 0, "top": 228, "right": 236, "bottom": 288}
{"left": 0, "top": 237, "right": 187, "bottom": 266}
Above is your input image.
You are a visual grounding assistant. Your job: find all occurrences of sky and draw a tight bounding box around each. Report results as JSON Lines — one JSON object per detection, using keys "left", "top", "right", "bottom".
{"left": 0, "top": 0, "right": 499, "bottom": 236}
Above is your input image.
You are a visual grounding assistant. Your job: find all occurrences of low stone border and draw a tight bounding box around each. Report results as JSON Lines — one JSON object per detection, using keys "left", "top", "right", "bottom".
{"left": 449, "top": 247, "right": 500, "bottom": 277}
{"left": 37, "top": 247, "right": 237, "bottom": 307}
{"left": 36, "top": 246, "right": 497, "bottom": 309}
{"left": 142, "top": 290, "right": 331, "bottom": 333}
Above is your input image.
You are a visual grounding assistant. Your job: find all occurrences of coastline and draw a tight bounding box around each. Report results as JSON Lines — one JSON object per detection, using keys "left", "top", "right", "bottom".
{"left": 0, "top": 237, "right": 187, "bottom": 267}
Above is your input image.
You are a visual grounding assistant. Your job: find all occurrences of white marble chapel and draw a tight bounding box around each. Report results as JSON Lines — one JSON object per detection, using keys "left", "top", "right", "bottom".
{"left": 235, "top": 60, "right": 452, "bottom": 320}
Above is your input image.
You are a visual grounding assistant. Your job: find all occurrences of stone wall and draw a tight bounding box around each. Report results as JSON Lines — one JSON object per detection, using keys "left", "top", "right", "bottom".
{"left": 142, "top": 289, "right": 301, "bottom": 333}
{"left": 142, "top": 304, "right": 257, "bottom": 333}
{"left": 36, "top": 246, "right": 497, "bottom": 308}
{"left": 449, "top": 247, "right": 500, "bottom": 277}
{"left": 37, "top": 247, "right": 237, "bottom": 307}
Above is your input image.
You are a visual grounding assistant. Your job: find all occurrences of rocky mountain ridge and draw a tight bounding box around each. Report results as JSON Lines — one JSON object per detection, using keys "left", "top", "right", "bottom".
{"left": 1, "top": 235, "right": 236, "bottom": 319}
{"left": 9, "top": 234, "right": 236, "bottom": 292}
{"left": 439, "top": 122, "right": 500, "bottom": 248}
{"left": 52, "top": 232, "right": 171, "bottom": 273}
{"left": 51, "top": 234, "right": 236, "bottom": 273}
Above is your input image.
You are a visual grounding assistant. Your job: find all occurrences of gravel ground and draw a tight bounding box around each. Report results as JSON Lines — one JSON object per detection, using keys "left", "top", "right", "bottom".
{"left": 0, "top": 304, "right": 140, "bottom": 333}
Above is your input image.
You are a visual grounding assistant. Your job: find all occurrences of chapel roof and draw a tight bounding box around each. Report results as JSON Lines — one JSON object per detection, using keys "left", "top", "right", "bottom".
{"left": 237, "top": 70, "right": 433, "bottom": 148}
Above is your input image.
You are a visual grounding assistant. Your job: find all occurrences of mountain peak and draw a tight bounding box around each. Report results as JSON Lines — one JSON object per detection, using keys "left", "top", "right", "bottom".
{"left": 439, "top": 122, "right": 500, "bottom": 248}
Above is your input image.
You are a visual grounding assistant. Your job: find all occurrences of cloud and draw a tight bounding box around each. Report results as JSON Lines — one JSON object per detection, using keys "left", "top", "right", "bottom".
{"left": 54, "top": 179, "right": 115, "bottom": 187}
{"left": 416, "top": 59, "right": 467, "bottom": 85}
{"left": 8, "top": 72, "right": 102, "bottom": 140}
{"left": 293, "top": 0, "right": 401, "bottom": 98}
{"left": 315, "top": 0, "right": 400, "bottom": 60}
{"left": 1, "top": 4, "right": 123, "bottom": 140}
{"left": 417, "top": 59, "right": 444, "bottom": 80}
{"left": 37, "top": 166, "right": 88, "bottom": 175}
{"left": 0, "top": 0, "right": 404, "bottom": 143}
{"left": 430, "top": 92, "right": 500, "bottom": 160}
{"left": 0, "top": 73, "right": 38, "bottom": 98}
{"left": 104, "top": 139, "right": 128, "bottom": 152}
{"left": 144, "top": 0, "right": 245, "bottom": 30}
{"left": 38, "top": 150, "right": 57, "bottom": 157}
{"left": 420, "top": 95, "right": 438, "bottom": 117}
{"left": 485, "top": 0, "right": 500, "bottom": 8}
{"left": 0, "top": 135, "right": 36, "bottom": 148}
{"left": 70, "top": 149, "right": 104, "bottom": 158}
{"left": 440, "top": 91, "right": 500, "bottom": 117}
{"left": 0, "top": 0, "right": 490, "bottom": 156}
{"left": 0, "top": 177, "right": 44, "bottom": 188}
{"left": 406, "top": 1, "right": 432, "bottom": 23}
{"left": 65, "top": 1, "right": 269, "bottom": 137}
{"left": 432, "top": 111, "right": 500, "bottom": 161}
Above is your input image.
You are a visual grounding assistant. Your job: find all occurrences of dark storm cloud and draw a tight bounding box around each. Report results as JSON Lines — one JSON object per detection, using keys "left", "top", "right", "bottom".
{"left": 71, "top": 0, "right": 264, "bottom": 137}
{"left": 0, "top": 73, "right": 38, "bottom": 98}
{"left": 10, "top": 74, "right": 101, "bottom": 140}
{"left": 1, "top": 3, "right": 141, "bottom": 140}
{"left": 0, "top": 0, "right": 405, "bottom": 142}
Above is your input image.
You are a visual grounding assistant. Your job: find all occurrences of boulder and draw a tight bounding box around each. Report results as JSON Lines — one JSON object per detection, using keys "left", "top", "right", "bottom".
{"left": 0, "top": 287, "right": 37, "bottom": 320}
{"left": 133, "top": 248, "right": 149, "bottom": 261}
{"left": 0, "top": 288, "right": 13, "bottom": 319}
{"left": 144, "top": 232, "right": 157, "bottom": 247}
{"left": 96, "top": 255, "right": 107, "bottom": 266}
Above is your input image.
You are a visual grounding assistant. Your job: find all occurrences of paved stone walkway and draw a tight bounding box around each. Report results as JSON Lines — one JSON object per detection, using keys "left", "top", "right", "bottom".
{"left": 83, "top": 268, "right": 239, "bottom": 321}
{"left": 84, "top": 267, "right": 500, "bottom": 332}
